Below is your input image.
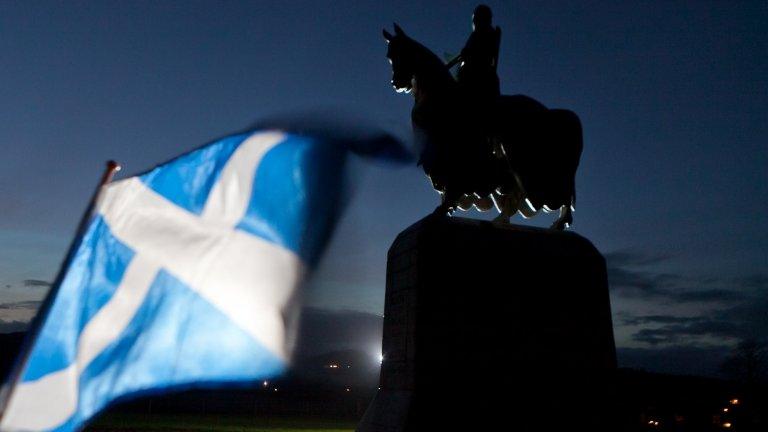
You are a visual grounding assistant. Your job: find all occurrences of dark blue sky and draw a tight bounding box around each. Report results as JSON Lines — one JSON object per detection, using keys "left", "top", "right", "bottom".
{"left": 1, "top": 1, "right": 766, "bottom": 375}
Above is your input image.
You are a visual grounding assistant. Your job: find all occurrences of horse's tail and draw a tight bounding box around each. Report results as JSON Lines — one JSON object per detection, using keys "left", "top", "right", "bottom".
{"left": 551, "top": 108, "right": 583, "bottom": 168}
{"left": 548, "top": 109, "right": 583, "bottom": 208}
{"left": 571, "top": 187, "right": 576, "bottom": 210}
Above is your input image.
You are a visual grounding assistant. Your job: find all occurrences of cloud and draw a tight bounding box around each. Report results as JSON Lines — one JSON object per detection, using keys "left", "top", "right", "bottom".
{"left": 0, "top": 319, "right": 29, "bottom": 333}
{"left": 618, "top": 345, "right": 732, "bottom": 377}
{"left": 671, "top": 289, "right": 747, "bottom": 302}
{"left": 717, "top": 289, "right": 768, "bottom": 341}
{"left": 738, "top": 274, "right": 768, "bottom": 290}
{"left": 622, "top": 315, "right": 704, "bottom": 326}
{"left": 22, "top": 279, "right": 51, "bottom": 288}
{"left": 295, "top": 307, "right": 383, "bottom": 356}
{"left": 605, "top": 249, "right": 754, "bottom": 304}
{"left": 606, "top": 265, "right": 679, "bottom": 297}
{"left": 631, "top": 320, "right": 744, "bottom": 345}
{"left": 0, "top": 302, "right": 39, "bottom": 332}
{"left": 619, "top": 283, "right": 768, "bottom": 346}
{"left": 0, "top": 300, "right": 42, "bottom": 311}
{"left": 604, "top": 250, "right": 673, "bottom": 267}
{"left": 607, "top": 249, "right": 768, "bottom": 349}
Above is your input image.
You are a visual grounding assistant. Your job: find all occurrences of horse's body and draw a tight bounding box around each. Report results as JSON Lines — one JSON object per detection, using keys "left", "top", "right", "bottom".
{"left": 384, "top": 25, "right": 582, "bottom": 229}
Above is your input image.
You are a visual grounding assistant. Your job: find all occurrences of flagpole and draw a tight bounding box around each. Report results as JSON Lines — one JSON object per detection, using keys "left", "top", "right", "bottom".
{"left": 0, "top": 160, "right": 122, "bottom": 419}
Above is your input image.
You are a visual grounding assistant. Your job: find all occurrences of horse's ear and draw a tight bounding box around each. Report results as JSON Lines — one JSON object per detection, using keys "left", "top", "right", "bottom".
{"left": 393, "top": 23, "right": 405, "bottom": 36}
{"left": 383, "top": 28, "right": 394, "bottom": 42}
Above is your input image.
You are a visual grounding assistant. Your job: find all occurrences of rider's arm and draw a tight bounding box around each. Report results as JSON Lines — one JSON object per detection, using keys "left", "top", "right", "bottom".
{"left": 446, "top": 54, "right": 462, "bottom": 69}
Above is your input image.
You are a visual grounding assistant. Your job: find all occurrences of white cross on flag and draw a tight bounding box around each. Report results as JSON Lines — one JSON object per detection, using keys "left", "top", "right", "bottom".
{"left": 0, "top": 126, "right": 405, "bottom": 432}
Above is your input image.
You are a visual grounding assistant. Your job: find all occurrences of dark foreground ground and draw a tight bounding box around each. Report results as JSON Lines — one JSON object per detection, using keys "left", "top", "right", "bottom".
{"left": 85, "top": 413, "right": 354, "bottom": 432}
{"left": 2, "top": 332, "right": 766, "bottom": 431}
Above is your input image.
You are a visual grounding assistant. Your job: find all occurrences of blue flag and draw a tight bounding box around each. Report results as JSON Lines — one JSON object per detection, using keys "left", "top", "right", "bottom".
{"left": 0, "top": 127, "right": 406, "bottom": 432}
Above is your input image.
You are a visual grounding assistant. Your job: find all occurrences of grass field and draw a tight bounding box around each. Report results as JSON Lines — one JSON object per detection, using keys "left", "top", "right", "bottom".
{"left": 85, "top": 414, "right": 356, "bottom": 432}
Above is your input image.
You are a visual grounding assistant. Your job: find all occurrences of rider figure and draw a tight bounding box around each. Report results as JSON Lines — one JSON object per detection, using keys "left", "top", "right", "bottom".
{"left": 446, "top": 5, "right": 502, "bottom": 193}
{"left": 448, "top": 4, "right": 501, "bottom": 102}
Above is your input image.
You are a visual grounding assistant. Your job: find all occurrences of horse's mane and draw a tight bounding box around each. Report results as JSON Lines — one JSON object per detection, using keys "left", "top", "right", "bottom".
{"left": 404, "top": 36, "right": 456, "bottom": 89}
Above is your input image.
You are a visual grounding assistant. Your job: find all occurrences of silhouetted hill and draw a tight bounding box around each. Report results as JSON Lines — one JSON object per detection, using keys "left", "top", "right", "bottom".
{"left": 293, "top": 349, "right": 381, "bottom": 385}
{"left": 612, "top": 368, "right": 767, "bottom": 430}
{"left": 0, "top": 332, "right": 25, "bottom": 384}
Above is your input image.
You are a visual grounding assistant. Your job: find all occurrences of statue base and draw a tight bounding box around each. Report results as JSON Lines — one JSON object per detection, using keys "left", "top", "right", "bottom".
{"left": 356, "top": 216, "right": 616, "bottom": 431}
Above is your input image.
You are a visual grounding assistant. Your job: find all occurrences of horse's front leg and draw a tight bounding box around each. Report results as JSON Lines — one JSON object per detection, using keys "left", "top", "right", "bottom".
{"left": 492, "top": 192, "right": 519, "bottom": 224}
{"left": 551, "top": 205, "right": 573, "bottom": 230}
{"left": 433, "top": 188, "right": 462, "bottom": 217}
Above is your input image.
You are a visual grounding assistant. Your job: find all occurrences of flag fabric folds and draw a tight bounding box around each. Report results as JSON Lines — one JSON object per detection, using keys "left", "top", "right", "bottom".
{"left": 0, "top": 129, "right": 393, "bottom": 432}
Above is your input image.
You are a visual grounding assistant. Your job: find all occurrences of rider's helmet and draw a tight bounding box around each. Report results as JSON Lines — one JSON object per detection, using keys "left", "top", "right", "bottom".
{"left": 472, "top": 4, "right": 492, "bottom": 29}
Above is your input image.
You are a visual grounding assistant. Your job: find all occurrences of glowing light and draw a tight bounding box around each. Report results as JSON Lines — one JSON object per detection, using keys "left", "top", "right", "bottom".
{"left": 723, "top": 407, "right": 729, "bottom": 412}
{"left": 379, "top": 353, "right": 384, "bottom": 364}
{"left": 262, "top": 380, "right": 268, "bottom": 387}
{"left": 729, "top": 399, "right": 739, "bottom": 405}
{"left": 723, "top": 422, "right": 732, "bottom": 428}
{"left": 346, "top": 388, "right": 351, "bottom": 392}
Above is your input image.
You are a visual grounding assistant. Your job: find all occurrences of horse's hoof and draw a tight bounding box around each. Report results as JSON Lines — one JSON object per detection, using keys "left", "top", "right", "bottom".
{"left": 492, "top": 214, "right": 510, "bottom": 224}
{"left": 550, "top": 218, "right": 572, "bottom": 230}
{"left": 431, "top": 205, "right": 451, "bottom": 217}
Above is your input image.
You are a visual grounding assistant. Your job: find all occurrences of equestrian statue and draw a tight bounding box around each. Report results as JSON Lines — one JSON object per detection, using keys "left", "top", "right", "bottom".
{"left": 383, "top": 5, "right": 583, "bottom": 230}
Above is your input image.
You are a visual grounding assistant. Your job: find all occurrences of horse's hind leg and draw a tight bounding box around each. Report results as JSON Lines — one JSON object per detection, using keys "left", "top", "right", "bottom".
{"left": 433, "top": 189, "right": 462, "bottom": 216}
{"left": 491, "top": 193, "right": 509, "bottom": 223}
{"left": 551, "top": 204, "right": 573, "bottom": 230}
{"left": 492, "top": 192, "right": 515, "bottom": 224}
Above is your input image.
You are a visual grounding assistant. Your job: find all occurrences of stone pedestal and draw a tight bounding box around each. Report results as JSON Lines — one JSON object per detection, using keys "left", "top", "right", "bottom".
{"left": 356, "top": 216, "right": 616, "bottom": 431}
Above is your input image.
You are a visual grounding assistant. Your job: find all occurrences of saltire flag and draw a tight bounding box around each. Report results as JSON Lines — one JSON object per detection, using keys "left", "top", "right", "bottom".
{"left": 0, "top": 126, "right": 406, "bottom": 432}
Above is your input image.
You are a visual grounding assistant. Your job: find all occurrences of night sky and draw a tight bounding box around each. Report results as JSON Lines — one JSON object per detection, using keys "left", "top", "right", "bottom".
{"left": 1, "top": 1, "right": 766, "bottom": 376}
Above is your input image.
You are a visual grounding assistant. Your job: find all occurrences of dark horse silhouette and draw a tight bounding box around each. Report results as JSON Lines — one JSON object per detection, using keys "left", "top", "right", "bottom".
{"left": 384, "top": 24, "right": 583, "bottom": 229}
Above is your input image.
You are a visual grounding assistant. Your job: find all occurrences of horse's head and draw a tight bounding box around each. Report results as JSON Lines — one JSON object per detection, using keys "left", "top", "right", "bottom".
{"left": 383, "top": 24, "right": 415, "bottom": 93}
